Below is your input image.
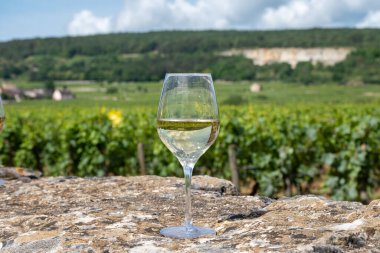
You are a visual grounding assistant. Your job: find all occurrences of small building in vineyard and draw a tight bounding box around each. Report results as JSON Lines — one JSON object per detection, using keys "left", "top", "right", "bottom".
{"left": 52, "top": 87, "right": 75, "bottom": 101}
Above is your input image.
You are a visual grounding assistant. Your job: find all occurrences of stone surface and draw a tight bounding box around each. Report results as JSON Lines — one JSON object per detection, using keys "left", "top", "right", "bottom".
{"left": 1, "top": 175, "right": 380, "bottom": 252}
{"left": 0, "top": 167, "right": 42, "bottom": 181}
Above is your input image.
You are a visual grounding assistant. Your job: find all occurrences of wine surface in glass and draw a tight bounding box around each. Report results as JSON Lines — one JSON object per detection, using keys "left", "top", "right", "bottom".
{"left": 157, "top": 119, "right": 219, "bottom": 162}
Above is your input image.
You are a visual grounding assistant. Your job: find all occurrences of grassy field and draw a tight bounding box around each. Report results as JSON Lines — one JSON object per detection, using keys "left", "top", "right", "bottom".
{"left": 4, "top": 80, "right": 380, "bottom": 112}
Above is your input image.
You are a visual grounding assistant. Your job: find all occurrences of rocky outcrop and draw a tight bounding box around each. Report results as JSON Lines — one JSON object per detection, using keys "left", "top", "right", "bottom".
{"left": 221, "top": 48, "right": 353, "bottom": 68}
{"left": 1, "top": 175, "right": 379, "bottom": 252}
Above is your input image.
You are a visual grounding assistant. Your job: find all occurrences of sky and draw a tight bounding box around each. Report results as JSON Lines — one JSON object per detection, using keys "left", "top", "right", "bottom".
{"left": 1, "top": 0, "right": 380, "bottom": 41}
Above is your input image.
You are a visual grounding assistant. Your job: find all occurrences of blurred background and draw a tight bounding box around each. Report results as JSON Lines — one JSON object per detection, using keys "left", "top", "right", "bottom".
{"left": 1, "top": 0, "right": 380, "bottom": 202}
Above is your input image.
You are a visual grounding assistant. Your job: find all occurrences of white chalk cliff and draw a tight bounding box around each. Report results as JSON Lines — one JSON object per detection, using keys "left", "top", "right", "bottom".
{"left": 221, "top": 47, "right": 353, "bottom": 68}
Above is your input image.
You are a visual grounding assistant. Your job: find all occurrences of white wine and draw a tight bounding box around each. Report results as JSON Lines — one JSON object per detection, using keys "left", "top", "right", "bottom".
{"left": 157, "top": 119, "right": 219, "bottom": 163}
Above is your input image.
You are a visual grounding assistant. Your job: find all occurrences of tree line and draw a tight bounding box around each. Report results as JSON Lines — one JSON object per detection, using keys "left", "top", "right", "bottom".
{"left": 1, "top": 29, "right": 380, "bottom": 84}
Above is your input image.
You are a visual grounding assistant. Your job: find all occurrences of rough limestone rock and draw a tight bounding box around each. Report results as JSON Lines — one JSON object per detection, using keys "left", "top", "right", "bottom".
{"left": 0, "top": 175, "right": 380, "bottom": 252}
{"left": 221, "top": 48, "right": 353, "bottom": 68}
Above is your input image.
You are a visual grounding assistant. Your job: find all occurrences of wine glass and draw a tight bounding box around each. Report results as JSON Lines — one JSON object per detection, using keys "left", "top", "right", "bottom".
{"left": 157, "top": 73, "right": 220, "bottom": 238}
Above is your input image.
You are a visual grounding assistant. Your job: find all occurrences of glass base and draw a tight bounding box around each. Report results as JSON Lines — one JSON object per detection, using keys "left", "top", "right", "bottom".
{"left": 160, "top": 225, "right": 216, "bottom": 239}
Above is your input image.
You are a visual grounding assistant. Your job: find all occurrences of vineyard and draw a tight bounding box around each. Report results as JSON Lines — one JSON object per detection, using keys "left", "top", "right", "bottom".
{"left": 1, "top": 104, "right": 379, "bottom": 202}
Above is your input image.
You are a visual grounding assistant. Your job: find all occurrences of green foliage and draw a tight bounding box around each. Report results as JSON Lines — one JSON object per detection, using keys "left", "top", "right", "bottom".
{"left": 211, "top": 56, "right": 255, "bottom": 80}
{"left": 1, "top": 30, "right": 380, "bottom": 83}
{"left": 2, "top": 29, "right": 380, "bottom": 59}
{"left": 1, "top": 105, "right": 379, "bottom": 202}
{"left": 106, "top": 87, "right": 118, "bottom": 94}
{"left": 293, "top": 62, "right": 314, "bottom": 85}
{"left": 44, "top": 79, "right": 55, "bottom": 91}
{"left": 222, "top": 94, "right": 247, "bottom": 105}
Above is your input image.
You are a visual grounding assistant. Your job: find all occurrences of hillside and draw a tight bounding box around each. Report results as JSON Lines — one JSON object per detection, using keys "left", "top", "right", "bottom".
{"left": 1, "top": 29, "right": 380, "bottom": 83}
{"left": 1, "top": 29, "right": 380, "bottom": 58}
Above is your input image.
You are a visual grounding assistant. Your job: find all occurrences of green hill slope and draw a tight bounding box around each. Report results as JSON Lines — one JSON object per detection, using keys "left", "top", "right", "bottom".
{"left": 1, "top": 29, "right": 380, "bottom": 83}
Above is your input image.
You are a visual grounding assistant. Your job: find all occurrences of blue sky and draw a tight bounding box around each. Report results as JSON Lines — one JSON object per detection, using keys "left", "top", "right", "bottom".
{"left": 1, "top": 0, "right": 380, "bottom": 42}
{"left": 0, "top": 0, "right": 123, "bottom": 41}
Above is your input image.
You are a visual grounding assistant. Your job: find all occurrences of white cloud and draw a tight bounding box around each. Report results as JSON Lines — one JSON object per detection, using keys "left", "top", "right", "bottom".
{"left": 343, "top": 0, "right": 380, "bottom": 11}
{"left": 356, "top": 10, "right": 380, "bottom": 28}
{"left": 259, "top": 0, "right": 342, "bottom": 29}
{"left": 115, "top": 0, "right": 275, "bottom": 31}
{"left": 258, "top": 0, "right": 380, "bottom": 29}
{"left": 66, "top": 1, "right": 380, "bottom": 36}
{"left": 68, "top": 10, "right": 112, "bottom": 36}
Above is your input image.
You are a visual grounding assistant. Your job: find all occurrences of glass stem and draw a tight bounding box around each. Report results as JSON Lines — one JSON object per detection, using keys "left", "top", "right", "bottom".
{"left": 183, "top": 163, "right": 193, "bottom": 231}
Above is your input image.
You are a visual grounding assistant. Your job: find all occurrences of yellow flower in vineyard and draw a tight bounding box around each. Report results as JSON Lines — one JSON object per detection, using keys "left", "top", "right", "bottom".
{"left": 107, "top": 109, "right": 122, "bottom": 127}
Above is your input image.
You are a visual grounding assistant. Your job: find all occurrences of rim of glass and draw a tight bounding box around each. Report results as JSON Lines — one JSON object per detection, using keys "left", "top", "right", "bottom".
{"left": 165, "top": 73, "right": 212, "bottom": 77}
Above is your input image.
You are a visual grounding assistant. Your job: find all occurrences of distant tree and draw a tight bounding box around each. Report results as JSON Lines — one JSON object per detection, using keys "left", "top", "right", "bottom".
{"left": 44, "top": 79, "right": 55, "bottom": 91}
{"left": 294, "top": 62, "right": 313, "bottom": 85}
{"left": 331, "top": 63, "right": 346, "bottom": 83}
{"left": 2, "top": 30, "right": 380, "bottom": 84}
{"left": 106, "top": 87, "right": 118, "bottom": 94}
